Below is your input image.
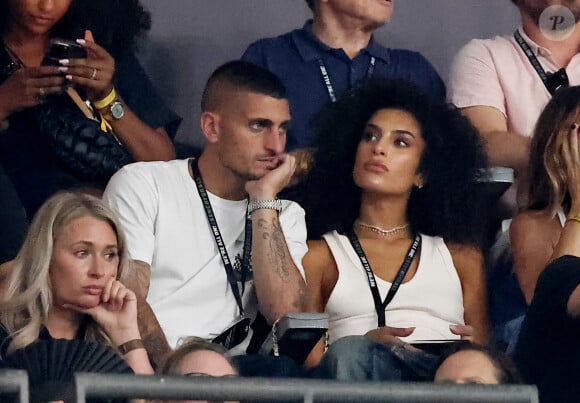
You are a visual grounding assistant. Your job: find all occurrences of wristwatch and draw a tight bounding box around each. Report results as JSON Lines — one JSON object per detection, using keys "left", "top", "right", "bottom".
{"left": 248, "top": 199, "right": 283, "bottom": 215}
{"left": 93, "top": 87, "right": 125, "bottom": 121}
{"left": 109, "top": 100, "right": 125, "bottom": 120}
{"left": 99, "top": 99, "right": 125, "bottom": 122}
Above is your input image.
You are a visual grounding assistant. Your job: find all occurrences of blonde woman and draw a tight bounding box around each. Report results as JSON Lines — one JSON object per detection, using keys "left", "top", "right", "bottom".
{"left": 0, "top": 192, "right": 153, "bottom": 375}
{"left": 510, "top": 86, "right": 580, "bottom": 305}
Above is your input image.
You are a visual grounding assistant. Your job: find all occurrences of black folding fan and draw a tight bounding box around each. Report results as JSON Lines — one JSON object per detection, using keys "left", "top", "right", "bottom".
{"left": 0, "top": 338, "right": 133, "bottom": 403}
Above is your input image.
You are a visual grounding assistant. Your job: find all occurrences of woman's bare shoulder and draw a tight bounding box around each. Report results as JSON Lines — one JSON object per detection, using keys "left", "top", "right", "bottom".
{"left": 304, "top": 239, "right": 335, "bottom": 271}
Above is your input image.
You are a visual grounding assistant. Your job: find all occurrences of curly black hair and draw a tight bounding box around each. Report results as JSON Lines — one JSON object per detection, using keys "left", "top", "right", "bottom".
{"left": 300, "top": 79, "right": 489, "bottom": 246}
{"left": 1, "top": 0, "right": 151, "bottom": 58}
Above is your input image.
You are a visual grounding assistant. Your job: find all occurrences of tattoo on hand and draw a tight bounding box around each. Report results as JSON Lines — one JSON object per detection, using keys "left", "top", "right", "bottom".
{"left": 258, "top": 218, "right": 290, "bottom": 282}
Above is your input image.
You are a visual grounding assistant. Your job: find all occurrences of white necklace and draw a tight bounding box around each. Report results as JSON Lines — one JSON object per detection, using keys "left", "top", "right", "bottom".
{"left": 355, "top": 219, "right": 409, "bottom": 237}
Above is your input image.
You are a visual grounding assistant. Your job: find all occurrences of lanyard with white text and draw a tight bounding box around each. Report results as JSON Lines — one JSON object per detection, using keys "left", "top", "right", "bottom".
{"left": 348, "top": 232, "right": 421, "bottom": 327}
{"left": 514, "top": 30, "right": 569, "bottom": 95}
{"left": 190, "top": 158, "right": 252, "bottom": 316}
{"left": 318, "top": 55, "right": 376, "bottom": 102}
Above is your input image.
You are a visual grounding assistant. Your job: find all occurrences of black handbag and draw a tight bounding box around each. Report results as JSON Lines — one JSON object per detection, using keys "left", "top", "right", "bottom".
{"left": 34, "top": 88, "right": 133, "bottom": 182}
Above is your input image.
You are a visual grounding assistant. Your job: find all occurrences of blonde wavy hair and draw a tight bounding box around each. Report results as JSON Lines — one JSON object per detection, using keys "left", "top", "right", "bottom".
{"left": 526, "top": 86, "right": 580, "bottom": 215}
{"left": 0, "top": 192, "right": 133, "bottom": 355}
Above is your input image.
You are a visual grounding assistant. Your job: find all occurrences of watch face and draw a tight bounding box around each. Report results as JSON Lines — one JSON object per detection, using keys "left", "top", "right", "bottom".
{"left": 110, "top": 101, "right": 125, "bottom": 120}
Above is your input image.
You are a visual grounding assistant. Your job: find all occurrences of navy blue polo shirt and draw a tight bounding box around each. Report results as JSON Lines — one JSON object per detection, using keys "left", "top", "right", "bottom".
{"left": 242, "top": 21, "right": 446, "bottom": 150}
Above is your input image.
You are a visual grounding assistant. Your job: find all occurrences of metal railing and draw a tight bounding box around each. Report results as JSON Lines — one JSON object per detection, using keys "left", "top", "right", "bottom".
{"left": 74, "top": 373, "right": 539, "bottom": 403}
{"left": 0, "top": 369, "right": 29, "bottom": 403}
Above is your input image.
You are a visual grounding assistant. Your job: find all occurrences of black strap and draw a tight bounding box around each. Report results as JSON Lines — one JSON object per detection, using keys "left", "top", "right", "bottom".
{"left": 348, "top": 232, "right": 421, "bottom": 327}
{"left": 318, "top": 55, "right": 376, "bottom": 102}
{"left": 514, "top": 30, "right": 569, "bottom": 95}
{"left": 190, "top": 158, "right": 251, "bottom": 316}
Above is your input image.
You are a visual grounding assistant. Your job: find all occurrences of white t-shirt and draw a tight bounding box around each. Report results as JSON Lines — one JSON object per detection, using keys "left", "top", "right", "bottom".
{"left": 322, "top": 231, "right": 464, "bottom": 344}
{"left": 103, "top": 159, "right": 308, "bottom": 348}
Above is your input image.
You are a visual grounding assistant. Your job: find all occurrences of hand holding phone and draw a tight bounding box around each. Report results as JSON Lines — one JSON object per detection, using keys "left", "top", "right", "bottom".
{"left": 42, "top": 38, "right": 87, "bottom": 66}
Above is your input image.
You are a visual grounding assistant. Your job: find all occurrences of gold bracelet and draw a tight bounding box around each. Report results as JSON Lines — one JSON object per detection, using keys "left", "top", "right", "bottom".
{"left": 117, "top": 338, "right": 144, "bottom": 355}
{"left": 93, "top": 87, "right": 117, "bottom": 110}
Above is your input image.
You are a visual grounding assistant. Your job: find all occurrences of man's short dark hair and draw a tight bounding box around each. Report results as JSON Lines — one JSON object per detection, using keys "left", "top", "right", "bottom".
{"left": 305, "top": 0, "right": 314, "bottom": 10}
{"left": 201, "top": 60, "right": 287, "bottom": 112}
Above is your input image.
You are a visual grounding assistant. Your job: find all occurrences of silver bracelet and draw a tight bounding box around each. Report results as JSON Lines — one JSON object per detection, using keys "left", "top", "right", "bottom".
{"left": 248, "top": 199, "right": 282, "bottom": 215}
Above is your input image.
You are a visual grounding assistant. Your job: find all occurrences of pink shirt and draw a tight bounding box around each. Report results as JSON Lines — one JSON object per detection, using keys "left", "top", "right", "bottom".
{"left": 448, "top": 27, "right": 580, "bottom": 137}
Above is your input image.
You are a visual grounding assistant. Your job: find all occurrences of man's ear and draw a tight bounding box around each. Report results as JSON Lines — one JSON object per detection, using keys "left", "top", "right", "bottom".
{"left": 200, "top": 111, "right": 220, "bottom": 144}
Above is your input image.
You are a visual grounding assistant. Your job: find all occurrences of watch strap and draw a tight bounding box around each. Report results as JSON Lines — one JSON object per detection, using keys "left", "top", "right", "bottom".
{"left": 248, "top": 199, "right": 282, "bottom": 215}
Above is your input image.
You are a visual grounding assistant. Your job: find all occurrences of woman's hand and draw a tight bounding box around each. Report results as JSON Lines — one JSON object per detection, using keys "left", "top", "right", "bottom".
{"left": 60, "top": 30, "right": 115, "bottom": 102}
{"left": 0, "top": 65, "right": 65, "bottom": 119}
{"left": 450, "top": 324, "right": 474, "bottom": 341}
{"left": 365, "top": 326, "right": 415, "bottom": 346}
{"left": 65, "top": 278, "right": 141, "bottom": 346}
{"left": 563, "top": 123, "right": 580, "bottom": 212}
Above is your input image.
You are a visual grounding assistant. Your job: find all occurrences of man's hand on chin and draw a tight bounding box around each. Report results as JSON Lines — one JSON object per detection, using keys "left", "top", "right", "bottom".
{"left": 246, "top": 154, "right": 296, "bottom": 200}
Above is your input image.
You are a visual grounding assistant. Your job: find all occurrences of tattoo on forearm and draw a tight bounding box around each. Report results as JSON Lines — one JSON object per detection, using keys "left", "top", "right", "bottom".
{"left": 258, "top": 217, "right": 290, "bottom": 282}
{"left": 294, "top": 286, "right": 306, "bottom": 311}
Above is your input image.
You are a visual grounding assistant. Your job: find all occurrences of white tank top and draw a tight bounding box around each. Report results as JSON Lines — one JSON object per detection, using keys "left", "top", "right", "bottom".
{"left": 322, "top": 231, "right": 465, "bottom": 344}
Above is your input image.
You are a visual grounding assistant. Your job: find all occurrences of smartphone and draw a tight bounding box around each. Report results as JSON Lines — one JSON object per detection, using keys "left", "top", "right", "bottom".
{"left": 410, "top": 339, "right": 469, "bottom": 355}
{"left": 42, "top": 38, "right": 87, "bottom": 66}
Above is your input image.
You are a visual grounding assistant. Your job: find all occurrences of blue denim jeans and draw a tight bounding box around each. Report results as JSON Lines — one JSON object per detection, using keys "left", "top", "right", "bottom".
{"left": 312, "top": 335, "right": 439, "bottom": 382}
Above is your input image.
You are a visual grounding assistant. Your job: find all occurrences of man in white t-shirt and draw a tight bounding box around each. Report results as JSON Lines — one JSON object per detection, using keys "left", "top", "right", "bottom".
{"left": 103, "top": 61, "right": 307, "bottom": 357}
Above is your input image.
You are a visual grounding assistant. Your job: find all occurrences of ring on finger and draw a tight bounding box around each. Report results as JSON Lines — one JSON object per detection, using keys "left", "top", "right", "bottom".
{"left": 90, "top": 68, "right": 97, "bottom": 80}
{"left": 38, "top": 87, "right": 46, "bottom": 97}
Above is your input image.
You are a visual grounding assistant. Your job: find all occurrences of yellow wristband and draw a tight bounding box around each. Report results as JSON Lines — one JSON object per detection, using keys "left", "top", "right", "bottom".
{"left": 93, "top": 88, "right": 117, "bottom": 110}
{"left": 566, "top": 214, "right": 580, "bottom": 225}
{"left": 117, "top": 338, "right": 144, "bottom": 355}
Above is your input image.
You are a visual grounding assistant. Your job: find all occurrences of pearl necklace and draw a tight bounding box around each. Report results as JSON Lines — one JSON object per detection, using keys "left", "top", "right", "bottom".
{"left": 355, "top": 219, "right": 410, "bottom": 237}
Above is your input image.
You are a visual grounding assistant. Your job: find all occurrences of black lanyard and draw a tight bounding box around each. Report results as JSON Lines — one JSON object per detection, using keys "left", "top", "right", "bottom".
{"left": 190, "top": 158, "right": 252, "bottom": 316}
{"left": 348, "top": 232, "right": 421, "bottom": 327}
{"left": 318, "top": 55, "right": 376, "bottom": 102}
{"left": 514, "top": 30, "right": 569, "bottom": 95}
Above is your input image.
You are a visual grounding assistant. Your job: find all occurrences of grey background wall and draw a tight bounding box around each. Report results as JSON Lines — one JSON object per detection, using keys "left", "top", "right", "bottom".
{"left": 137, "top": 0, "right": 520, "bottom": 147}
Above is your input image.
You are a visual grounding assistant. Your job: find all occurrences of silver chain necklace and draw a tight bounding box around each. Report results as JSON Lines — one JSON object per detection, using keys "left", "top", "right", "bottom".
{"left": 355, "top": 219, "right": 410, "bottom": 237}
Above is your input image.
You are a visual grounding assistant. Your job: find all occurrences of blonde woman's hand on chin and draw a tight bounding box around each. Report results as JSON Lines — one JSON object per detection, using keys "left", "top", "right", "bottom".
{"left": 64, "top": 277, "right": 140, "bottom": 345}
{"left": 64, "top": 277, "right": 155, "bottom": 375}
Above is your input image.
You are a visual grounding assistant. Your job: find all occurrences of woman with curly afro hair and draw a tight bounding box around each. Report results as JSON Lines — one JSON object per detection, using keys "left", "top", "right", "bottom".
{"left": 301, "top": 79, "right": 491, "bottom": 381}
